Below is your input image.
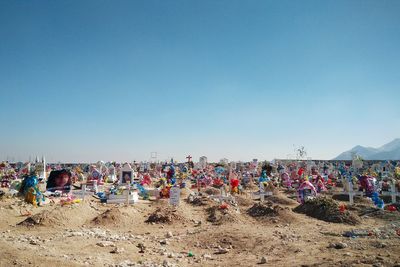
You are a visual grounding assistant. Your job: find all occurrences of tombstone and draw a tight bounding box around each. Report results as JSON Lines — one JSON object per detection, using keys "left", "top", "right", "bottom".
{"left": 169, "top": 187, "right": 180, "bottom": 206}
{"left": 120, "top": 163, "right": 134, "bottom": 185}
{"left": 297, "top": 181, "right": 317, "bottom": 203}
{"left": 35, "top": 158, "right": 46, "bottom": 181}
{"left": 199, "top": 156, "right": 207, "bottom": 169}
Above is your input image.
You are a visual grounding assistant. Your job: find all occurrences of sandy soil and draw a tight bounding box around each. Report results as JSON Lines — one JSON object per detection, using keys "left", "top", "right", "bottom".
{"left": 0, "top": 188, "right": 399, "bottom": 267}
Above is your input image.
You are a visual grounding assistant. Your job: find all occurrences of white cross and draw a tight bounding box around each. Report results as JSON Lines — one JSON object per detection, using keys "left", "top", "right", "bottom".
{"left": 253, "top": 182, "right": 272, "bottom": 202}
{"left": 347, "top": 181, "right": 363, "bottom": 205}
{"left": 381, "top": 182, "right": 400, "bottom": 204}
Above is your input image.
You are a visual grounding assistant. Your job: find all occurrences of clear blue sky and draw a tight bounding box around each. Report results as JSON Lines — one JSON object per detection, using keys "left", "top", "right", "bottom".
{"left": 0, "top": 0, "right": 399, "bottom": 163}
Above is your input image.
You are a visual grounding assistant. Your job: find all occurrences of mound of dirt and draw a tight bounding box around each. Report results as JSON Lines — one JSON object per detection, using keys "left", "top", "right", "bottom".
{"left": 247, "top": 202, "right": 297, "bottom": 224}
{"left": 235, "top": 195, "right": 254, "bottom": 207}
{"left": 18, "top": 201, "right": 97, "bottom": 228}
{"left": 243, "top": 182, "right": 259, "bottom": 191}
{"left": 265, "top": 194, "right": 298, "bottom": 206}
{"left": 293, "top": 197, "right": 360, "bottom": 225}
{"left": 247, "top": 202, "right": 281, "bottom": 217}
{"left": 332, "top": 194, "right": 371, "bottom": 204}
{"left": 91, "top": 208, "right": 122, "bottom": 226}
{"left": 186, "top": 194, "right": 213, "bottom": 206}
{"left": 204, "top": 188, "right": 222, "bottom": 196}
{"left": 18, "top": 210, "right": 56, "bottom": 227}
{"left": 206, "top": 205, "right": 238, "bottom": 225}
{"left": 357, "top": 205, "right": 400, "bottom": 221}
{"left": 146, "top": 207, "right": 185, "bottom": 224}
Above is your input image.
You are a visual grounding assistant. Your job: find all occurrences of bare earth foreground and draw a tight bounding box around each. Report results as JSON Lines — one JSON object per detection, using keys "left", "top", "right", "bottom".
{"left": 1, "top": 188, "right": 399, "bottom": 267}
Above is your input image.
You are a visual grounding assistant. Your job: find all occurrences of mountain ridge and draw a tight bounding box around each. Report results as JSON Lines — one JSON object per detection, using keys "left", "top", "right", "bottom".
{"left": 333, "top": 139, "right": 400, "bottom": 160}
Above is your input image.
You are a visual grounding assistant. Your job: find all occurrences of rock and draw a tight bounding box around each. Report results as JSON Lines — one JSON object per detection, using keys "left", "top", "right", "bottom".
{"left": 96, "top": 241, "right": 115, "bottom": 247}
{"left": 70, "top": 232, "right": 84, "bottom": 237}
{"left": 166, "top": 231, "right": 173, "bottom": 238}
{"left": 29, "top": 240, "right": 39, "bottom": 245}
{"left": 329, "top": 242, "right": 348, "bottom": 249}
{"left": 110, "top": 247, "right": 125, "bottom": 254}
{"left": 203, "top": 254, "right": 212, "bottom": 260}
{"left": 159, "top": 239, "right": 169, "bottom": 245}
{"left": 374, "top": 242, "right": 387, "bottom": 248}
{"left": 167, "top": 252, "right": 175, "bottom": 258}
{"left": 215, "top": 247, "right": 229, "bottom": 254}
{"left": 260, "top": 256, "right": 267, "bottom": 264}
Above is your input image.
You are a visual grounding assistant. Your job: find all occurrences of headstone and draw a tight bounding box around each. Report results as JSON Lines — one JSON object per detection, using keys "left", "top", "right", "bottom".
{"left": 120, "top": 163, "right": 134, "bottom": 184}
{"left": 199, "top": 156, "right": 207, "bottom": 169}
{"left": 169, "top": 187, "right": 180, "bottom": 206}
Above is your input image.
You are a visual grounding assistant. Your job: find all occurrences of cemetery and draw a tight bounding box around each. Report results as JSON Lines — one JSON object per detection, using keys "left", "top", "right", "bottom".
{"left": 0, "top": 156, "right": 399, "bottom": 266}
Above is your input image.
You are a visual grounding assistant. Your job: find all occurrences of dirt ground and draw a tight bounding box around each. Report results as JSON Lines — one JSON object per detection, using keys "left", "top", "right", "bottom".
{"left": 0, "top": 187, "right": 399, "bottom": 267}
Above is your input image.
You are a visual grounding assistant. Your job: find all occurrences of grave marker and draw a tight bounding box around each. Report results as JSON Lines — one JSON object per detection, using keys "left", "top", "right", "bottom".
{"left": 169, "top": 187, "right": 180, "bottom": 206}
{"left": 381, "top": 182, "right": 400, "bottom": 204}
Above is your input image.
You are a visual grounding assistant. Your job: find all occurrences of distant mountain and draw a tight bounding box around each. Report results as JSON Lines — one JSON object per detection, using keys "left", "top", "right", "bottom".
{"left": 334, "top": 138, "right": 400, "bottom": 160}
